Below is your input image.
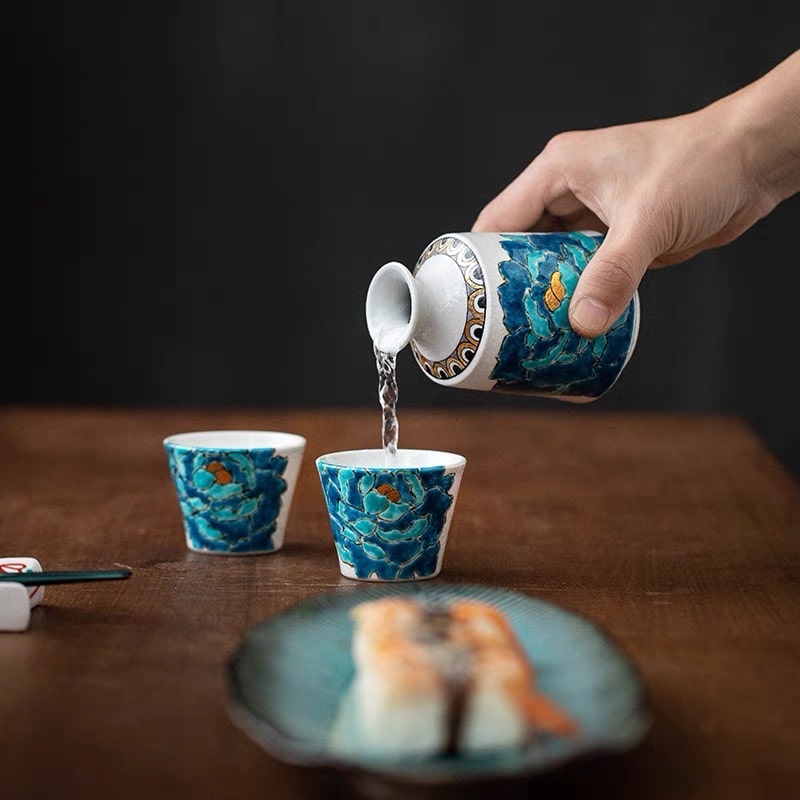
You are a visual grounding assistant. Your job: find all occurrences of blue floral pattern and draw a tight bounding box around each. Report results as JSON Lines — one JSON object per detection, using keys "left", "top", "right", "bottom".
{"left": 317, "top": 465, "right": 455, "bottom": 580}
{"left": 490, "top": 232, "right": 636, "bottom": 398}
{"left": 165, "top": 446, "right": 289, "bottom": 553}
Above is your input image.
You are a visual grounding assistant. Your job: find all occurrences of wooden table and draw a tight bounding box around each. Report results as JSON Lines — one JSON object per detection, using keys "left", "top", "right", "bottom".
{"left": 1, "top": 407, "right": 798, "bottom": 799}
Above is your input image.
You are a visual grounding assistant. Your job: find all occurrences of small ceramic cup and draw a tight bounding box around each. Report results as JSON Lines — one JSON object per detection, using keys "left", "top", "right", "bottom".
{"left": 163, "top": 430, "right": 306, "bottom": 555}
{"left": 316, "top": 449, "right": 466, "bottom": 581}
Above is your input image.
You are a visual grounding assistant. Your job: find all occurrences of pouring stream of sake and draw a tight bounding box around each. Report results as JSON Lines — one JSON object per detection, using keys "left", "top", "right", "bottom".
{"left": 373, "top": 325, "right": 407, "bottom": 466}
{"left": 366, "top": 262, "right": 419, "bottom": 467}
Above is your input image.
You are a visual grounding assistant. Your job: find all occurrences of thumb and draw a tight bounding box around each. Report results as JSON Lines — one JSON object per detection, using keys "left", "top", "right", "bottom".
{"left": 568, "top": 227, "right": 657, "bottom": 338}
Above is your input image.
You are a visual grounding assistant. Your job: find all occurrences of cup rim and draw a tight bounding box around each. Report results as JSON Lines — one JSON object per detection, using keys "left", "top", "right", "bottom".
{"left": 315, "top": 448, "right": 466, "bottom": 470}
{"left": 163, "top": 430, "right": 307, "bottom": 451}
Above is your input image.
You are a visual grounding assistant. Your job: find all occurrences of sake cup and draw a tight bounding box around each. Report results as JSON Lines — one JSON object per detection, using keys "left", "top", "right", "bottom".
{"left": 316, "top": 448, "right": 466, "bottom": 581}
{"left": 164, "top": 430, "right": 306, "bottom": 555}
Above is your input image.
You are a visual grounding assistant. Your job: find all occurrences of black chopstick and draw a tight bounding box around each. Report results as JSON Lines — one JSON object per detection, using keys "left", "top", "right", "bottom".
{"left": 0, "top": 568, "right": 132, "bottom": 586}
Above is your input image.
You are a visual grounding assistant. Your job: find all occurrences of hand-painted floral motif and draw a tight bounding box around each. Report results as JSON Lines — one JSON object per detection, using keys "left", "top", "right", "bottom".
{"left": 490, "top": 232, "right": 636, "bottom": 398}
{"left": 318, "top": 465, "right": 455, "bottom": 580}
{"left": 166, "top": 447, "right": 288, "bottom": 553}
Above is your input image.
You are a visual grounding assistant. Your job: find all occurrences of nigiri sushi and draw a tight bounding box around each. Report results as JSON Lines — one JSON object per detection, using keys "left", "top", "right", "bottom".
{"left": 347, "top": 596, "right": 576, "bottom": 760}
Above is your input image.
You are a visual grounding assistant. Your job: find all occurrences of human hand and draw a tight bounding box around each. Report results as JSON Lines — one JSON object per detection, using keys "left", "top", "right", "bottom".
{"left": 472, "top": 51, "right": 800, "bottom": 338}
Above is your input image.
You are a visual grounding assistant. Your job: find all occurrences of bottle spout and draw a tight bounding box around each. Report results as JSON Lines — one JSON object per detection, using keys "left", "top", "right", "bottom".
{"left": 365, "top": 261, "right": 419, "bottom": 355}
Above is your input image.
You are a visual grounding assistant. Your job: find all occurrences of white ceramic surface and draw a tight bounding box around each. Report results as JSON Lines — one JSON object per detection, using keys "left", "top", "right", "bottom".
{"left": 0, "top": 583, "right": 31, "bottom": 632}
{"left": 0, "top": 556, "right": 45, "bottom": 607}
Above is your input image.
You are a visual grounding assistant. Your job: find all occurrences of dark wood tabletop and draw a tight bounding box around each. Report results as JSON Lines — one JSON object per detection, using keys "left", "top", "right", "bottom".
{"left": 1, "top": 406, "right": 798, "bottom": 800}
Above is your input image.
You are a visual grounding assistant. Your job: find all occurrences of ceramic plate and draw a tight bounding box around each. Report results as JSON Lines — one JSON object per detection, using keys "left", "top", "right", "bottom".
{"left": 225, "top": 583, "right": 651, "bottom": 785}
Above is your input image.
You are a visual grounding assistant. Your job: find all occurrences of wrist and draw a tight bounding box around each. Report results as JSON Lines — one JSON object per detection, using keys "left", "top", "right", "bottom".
{"left": 715, "top": 52, "right": 800, "bottom": 204}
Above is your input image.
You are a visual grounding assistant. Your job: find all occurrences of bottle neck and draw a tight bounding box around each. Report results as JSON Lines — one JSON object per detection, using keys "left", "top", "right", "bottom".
{"left": 365, "top": 261, "right": 418, "bottom": 355}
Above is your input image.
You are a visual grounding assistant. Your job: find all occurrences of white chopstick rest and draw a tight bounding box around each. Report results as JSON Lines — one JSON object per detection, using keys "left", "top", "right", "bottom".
{"left": 0, "top": 557, "right": 45, "bottom": 607}
{"left": 0, "top": 583, "right": 32, "bottom": 632}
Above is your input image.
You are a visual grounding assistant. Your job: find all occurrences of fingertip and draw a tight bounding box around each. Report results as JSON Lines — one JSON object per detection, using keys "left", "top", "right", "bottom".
{"left": 569, "top": 233, "right": 650, "bottom": 337}
{"left": 568, "top": 296, "right": 612, "bottom": 338}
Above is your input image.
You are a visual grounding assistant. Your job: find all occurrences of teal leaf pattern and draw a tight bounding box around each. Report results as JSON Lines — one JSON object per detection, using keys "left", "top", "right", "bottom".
{"left": 317, "top": 465, "right": 455, "bottom": 580}
{"left": 490, "top": 232, "right": 636, "bottom": 398}
{"left": 165, "top": 446, "right": 288, "bottom": 553}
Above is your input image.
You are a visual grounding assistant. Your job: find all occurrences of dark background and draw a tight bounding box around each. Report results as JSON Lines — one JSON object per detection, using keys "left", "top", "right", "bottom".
{"left": 12, "top": 2, "right": 800, "bottom": 479}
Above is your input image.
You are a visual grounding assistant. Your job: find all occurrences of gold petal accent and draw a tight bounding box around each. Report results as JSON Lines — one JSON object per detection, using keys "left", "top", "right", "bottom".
{"left": 544, "top": 271, "right": 565, "bottom": 312}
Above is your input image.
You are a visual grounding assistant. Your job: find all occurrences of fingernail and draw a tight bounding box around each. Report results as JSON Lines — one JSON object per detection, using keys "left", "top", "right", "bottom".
{"left": 570, "top": 297, "right": 611, "bottom": 335}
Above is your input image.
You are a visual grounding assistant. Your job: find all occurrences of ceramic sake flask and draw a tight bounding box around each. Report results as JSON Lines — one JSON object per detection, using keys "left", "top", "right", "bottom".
{"left": 365, "top": 231, "right": 640, "bottom": 402}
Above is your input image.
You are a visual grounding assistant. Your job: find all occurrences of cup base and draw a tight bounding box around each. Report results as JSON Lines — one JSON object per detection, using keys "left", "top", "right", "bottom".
{"left": 337, "top": 561, "right": 441, "bottom": 582}
{"left": 186, "top": 544, "right": 284, "bottom": 557}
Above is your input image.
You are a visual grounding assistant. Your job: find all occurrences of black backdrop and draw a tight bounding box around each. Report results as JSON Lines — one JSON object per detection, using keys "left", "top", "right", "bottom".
{"left": 13, "top": 2, "right": 800, "bottom": 479}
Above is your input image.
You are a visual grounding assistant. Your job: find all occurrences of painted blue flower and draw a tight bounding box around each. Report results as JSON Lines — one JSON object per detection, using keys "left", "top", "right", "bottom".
{"left": 490, "top": 232, "right": 636, "bottom": 398}
{"left": 166, "top": 447, "right": 288, "bottom": 553}
{"left": 318, "top": 466, "right": 455, "bottom": 580}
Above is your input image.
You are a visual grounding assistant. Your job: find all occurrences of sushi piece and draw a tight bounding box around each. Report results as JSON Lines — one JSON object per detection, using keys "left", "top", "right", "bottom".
{"left": 347, "top": 596, "right": 576, "bottom": 759}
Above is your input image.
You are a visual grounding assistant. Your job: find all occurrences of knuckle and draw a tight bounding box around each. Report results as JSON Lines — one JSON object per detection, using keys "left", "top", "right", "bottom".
{"left": 473, "top": 205, "right": 499, "bottom": 231}
{"left": 543, "top": 130, "right": 580, "bottom": 156}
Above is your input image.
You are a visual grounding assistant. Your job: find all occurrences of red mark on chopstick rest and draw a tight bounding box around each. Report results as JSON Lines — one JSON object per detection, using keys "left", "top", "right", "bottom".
{"left": 0, "top": 563, "right": 28, "bottom": 573}
{"left": 0, "top": 562, "right": 43, "bottom": 601}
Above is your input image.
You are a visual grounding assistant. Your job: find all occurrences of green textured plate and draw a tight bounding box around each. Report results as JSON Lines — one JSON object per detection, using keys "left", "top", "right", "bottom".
{"left": 225, "top": 583, "right": 651, "bottom": 785}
